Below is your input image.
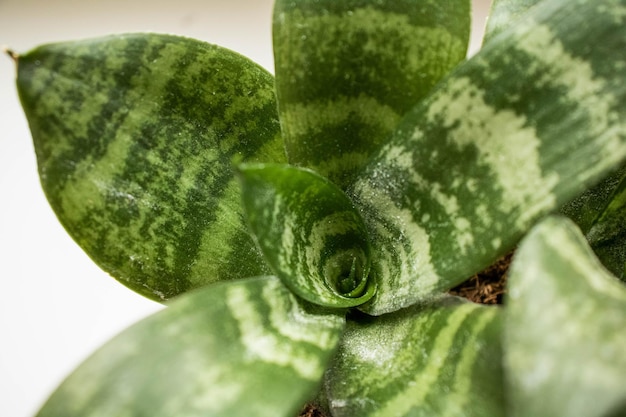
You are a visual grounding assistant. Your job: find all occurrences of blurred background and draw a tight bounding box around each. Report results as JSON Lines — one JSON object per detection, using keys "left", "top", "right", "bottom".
{"left": 0, "top": 1, "right": 492, "bottom": 415}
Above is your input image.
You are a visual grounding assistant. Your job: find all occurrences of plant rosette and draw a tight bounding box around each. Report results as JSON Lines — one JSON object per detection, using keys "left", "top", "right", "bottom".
{"left": 6, "top": 0, "right": 626, "bottom": 416}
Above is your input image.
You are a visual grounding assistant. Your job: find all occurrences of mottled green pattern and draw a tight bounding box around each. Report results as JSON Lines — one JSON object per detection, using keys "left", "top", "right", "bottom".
{"left": 273, "top": 0, "right": 470, "bottom": 188}
{"left": 483, "top": 0, "right": 542, "bottom": 43}
{"left": 36, "top": 276, "right": 345, "bottom": 417}
{"left": 505, "top": 216, "right": 626, "bottom": 417}
{"left": 325, "top": 298, "right": 503, "bottom": 417}
{"left": 350, "top": 0, "right": 626, "bottom": 315}
{"left": 17, "top": 34, "right": 286, "bottom": 301}
{"left": 238, "top": 163, "right": 376, "bottom": 308}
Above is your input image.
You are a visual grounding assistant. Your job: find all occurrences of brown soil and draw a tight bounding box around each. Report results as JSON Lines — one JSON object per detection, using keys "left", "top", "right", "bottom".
{"left": 448, "top": 251, "right": 514, "bottom": 304}
{"left": 298, "top": 404, "right": 326, "bottom": 417}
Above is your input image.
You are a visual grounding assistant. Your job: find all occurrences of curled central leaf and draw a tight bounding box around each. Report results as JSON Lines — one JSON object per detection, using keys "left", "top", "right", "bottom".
{"left": 238, "top": 163, "right": 376, "bottom": 308}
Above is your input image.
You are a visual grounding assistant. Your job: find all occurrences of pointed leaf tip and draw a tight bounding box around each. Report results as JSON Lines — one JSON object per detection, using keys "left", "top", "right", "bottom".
{"left": 16, "top": 33, "right": 286, "bottom": 300}
{"left": 3, "top": 45, "right": 18, "bottom": 61}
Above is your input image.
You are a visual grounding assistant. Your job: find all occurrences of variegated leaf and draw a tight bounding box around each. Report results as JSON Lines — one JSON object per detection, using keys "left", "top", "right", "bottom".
{"left": 505, "top": 216, "right": 626, "bottom": 417}
{"left": 16, "top": 34, "right": 286, "bottom": 301}
{"left": 238, "top": 163, "right": 376, "bottom": 308}
{"left": 36, "top": 276, "right": 345, "bottom": 417}
{"left": 350, "top": 0, "right": 626, "bottom": 315}
{"left": 325, "top": 297, "right": 504, "bottom": 417}
{"left": 483, "top": 0, "right": 542, "bottom": 43}
{"left": 273, "top": 0, "right": 470, "bottom": 189}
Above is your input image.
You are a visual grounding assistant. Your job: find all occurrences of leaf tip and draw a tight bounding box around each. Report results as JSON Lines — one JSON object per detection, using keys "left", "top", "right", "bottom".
{"left": 2, "top": 45, "right": 19, "bottom": 62}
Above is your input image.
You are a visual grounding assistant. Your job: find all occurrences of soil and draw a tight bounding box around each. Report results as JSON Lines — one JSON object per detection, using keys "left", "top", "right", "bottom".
{"left": 298, "top": 404, "right": 326, "bottom": 417}
{"left": 449, "top": 251, "right": 513, "bottom": 304}
{"left": 296, "top": 252, "right": 513, "bottom": 417}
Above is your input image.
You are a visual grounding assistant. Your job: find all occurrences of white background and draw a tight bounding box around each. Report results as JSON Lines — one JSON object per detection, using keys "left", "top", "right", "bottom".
{"left": 0, "top": 1, "right": 491, "bottom": 415}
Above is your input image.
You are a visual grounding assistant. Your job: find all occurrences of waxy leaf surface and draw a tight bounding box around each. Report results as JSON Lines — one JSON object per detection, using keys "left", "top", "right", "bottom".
{"left": 586, "top": 177, "right": 626, "bottom": 281}
{"left": 561, "top": 164, "right": 626, "bottom": 280}
{"left": 505, "top": 216, "right": 626, "bottom": 417}
{"left": 273, "top": 0, "right": 470, "bottom": 188}
{"left": 16, "top": 34, "right": 286, "bottom": 301}
{"left": 36, "top": 276, "right": 345, "bottom": 417}
{"left": 351, "top": 0, "right": 626, "bottom": 314}
{"left": 325, "top": 298, "right": 503, "bottom": 417}
{"left": 560, "top": 165, "right": 626, "bottom": 235}
{"left": 238, "top": 163, "right": 375, "bottom": 308}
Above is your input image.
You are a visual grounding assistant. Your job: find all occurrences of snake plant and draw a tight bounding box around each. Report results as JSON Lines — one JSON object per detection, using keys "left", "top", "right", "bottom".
{"left": 7, "top": 0, "right": 626, "bottom": 416}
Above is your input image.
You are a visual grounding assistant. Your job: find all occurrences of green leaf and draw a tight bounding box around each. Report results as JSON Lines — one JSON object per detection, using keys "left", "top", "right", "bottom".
{"left": 36, "top": 276, "right": 345, "bottom": 417}
{"left": 587, "top": 177, "right": 626, "bottom": 281}
{"left": 325, "top": 298, "right": 504, "bottom": 417}
{"left": 483, "top": 0, "right": 542, "bottom": 44}
{"left": 273, "top": 0, "right": 470, "bottom": 189}
{"left": 16, "top": 33, "right": 286, "bottom": 301}
{"left": 561, "top": 163, "right": 626, "bottom": 280}
{"left": 560, "top": 164, "right": 626, "bottom": 235}
{"left": 350, "top": 0, "right": 626, "bottom": 315}
{"left": 504, "top": 216, "right": 626, "bottom": 417}
{"left": 237, "top": 163, "right": 376, "bottom": 308}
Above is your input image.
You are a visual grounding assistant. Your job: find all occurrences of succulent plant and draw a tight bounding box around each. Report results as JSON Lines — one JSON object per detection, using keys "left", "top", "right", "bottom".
{"left": 6, "top": 0, "right": 626, "bottom": 416}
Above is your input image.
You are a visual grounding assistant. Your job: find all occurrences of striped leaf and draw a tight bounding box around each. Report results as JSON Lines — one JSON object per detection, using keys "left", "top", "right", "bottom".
{"left": 273, "top": 0, "right": 470, "bottom": 189}
{"left": 16, "top": 34, "right": 286, "bottom": 301}
{"left": 36, "top": 276, "right": 345, "bottom": 417}
{"left": 505, "top": 216, "right": 626, "bottom": 417}
{"left": 238, "top": 163, "right": 376, "bottom": 308}
{"left": 483, "top": 0, "right": 542, "bottom": 43}
{"left": 325, "top": 298, "right": 503, "bottom": 417}
{"left": 350, "top": 0, "right": 626, "bottom": 315}
{"left": 561, "top": 164, "right": 626, "bottom": 280}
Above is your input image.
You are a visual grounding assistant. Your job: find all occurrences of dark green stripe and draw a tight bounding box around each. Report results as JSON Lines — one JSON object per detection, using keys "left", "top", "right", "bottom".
{"left": 273, "top": 0, "right": 470, "bottom": 188}
{"left": 238, "top": 163, "right": 375, "bottom": 308}
{"left": 17, "top": 34, "right": 286, "bottom": 300}
{"left": 351, "top": 0, "right": 626, "bottom": 315}
{"left": 326, "top": 300, "right": 503, "bottom": 417}
{"left": 36, "top": 276, "right": 345, "bottom": 417}
{"left": 34, "top": 37, "right": 161, "bottom": 192}
{"left": 276, "top": 0, "right": 470, "bottom": 34}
